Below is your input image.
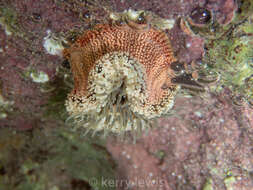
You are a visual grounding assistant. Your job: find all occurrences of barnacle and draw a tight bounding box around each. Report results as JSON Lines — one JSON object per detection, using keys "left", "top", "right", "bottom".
{"left": 64, "top": 10, "right": 180, "bottom": 134}
{"left": 189, "top": 7, "right": 212, "bottom": 26}
{"left": 169, "top": 59, "right": 220, "bottom": 94}
{"left": 180, "top": 6, "right": 226, "bottom": 39}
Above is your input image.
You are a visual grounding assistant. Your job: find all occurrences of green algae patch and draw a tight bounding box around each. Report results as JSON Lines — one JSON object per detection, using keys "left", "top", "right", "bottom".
{"left": 202, "top": 178, "right": 213, "bottom": 190}
{"left": 0, "top": 93, "right": 14, "bottom": 119}
{"left": 153, "top": 150, "right": 166, "bottom": 160}
{"left": 0, "top": 127, "right": 116, "bottom": 190}
{"left": 0, "top": 7, "right": 24, "bottom": 37}
{"left": 224, "top": 176, "right": 236, "bottom": 190}
{"left": 42, "top": 66, "right": 73, "bottom": 121}
{"left": 203, "top": 2, "right": 253, "bottom": 105}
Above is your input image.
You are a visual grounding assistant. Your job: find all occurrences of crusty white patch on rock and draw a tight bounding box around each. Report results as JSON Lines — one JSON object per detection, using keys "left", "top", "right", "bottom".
{"left": 43, "top": 30, "right": 66, "bottom": 56}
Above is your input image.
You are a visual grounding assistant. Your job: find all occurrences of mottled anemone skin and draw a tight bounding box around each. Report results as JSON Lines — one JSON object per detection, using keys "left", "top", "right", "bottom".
{"left": 64, "top": 11, "right": 180, "bottom": 134}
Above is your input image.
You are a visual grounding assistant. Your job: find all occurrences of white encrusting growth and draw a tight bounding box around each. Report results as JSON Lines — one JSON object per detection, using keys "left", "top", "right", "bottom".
{"left": 30, "top": 70, "right": 49, "bottom": 83}
{"left": 126, "top": 9, "right": 143, "bottom": 20}
{"left": 43, "top": 30, "right": 66, "bottom": 56}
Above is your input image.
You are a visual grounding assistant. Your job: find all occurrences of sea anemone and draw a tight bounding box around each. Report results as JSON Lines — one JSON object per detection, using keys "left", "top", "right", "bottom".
{"left": 64, "top": 10, "right": 180, "bottom": 134}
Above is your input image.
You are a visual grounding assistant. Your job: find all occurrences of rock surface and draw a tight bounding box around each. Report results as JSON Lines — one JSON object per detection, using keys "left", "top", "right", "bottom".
{"left": 0, "top": 0, "right": 252, "bottom": 190}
